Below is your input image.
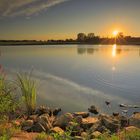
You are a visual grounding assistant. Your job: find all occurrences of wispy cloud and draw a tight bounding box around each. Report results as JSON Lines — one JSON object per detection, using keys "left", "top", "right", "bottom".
{"left": 0, "top": 0, "right": 69, "bottom": 17}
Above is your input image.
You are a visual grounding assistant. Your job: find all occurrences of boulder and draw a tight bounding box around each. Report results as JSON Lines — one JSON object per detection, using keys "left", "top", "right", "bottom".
{"left": 112, "top": 112, "right": 119, "bottom": 117}
{"left": 129, "top": 112, "right": 140, "bottom": 128}
{"left": 90, "top": 131, "right": 102, "bottom": 139}
{"left": 21, "top": 120, "right": 34, "bottom": 131}
{"left": 28, "top": 115, "right": 38, "bottom": 122}
{"left": 50, "top": 127, "right": 64, "bottom": 135}
{"left": 119, "top": 116, "right": 128, "bottom": 127}
{"left": 88, "top": 105, "right": 99, "bottom": 114}
{"left": 82, "top": 117, "right": 100, "bottom": 130}
{"left": 73, "top": 112, "right": 89, "bottom": 118}
{"left": 52, "top": 108, "right": 61, "bottom": 116}
{"left": 53, "top": 113, "right": 74, "bottom": 129}
{"left": 35, "top": 106, "right": 51, "bottom": 116}
{"left": 31, "top": 122, "right": 46, "bottom": 132}
{"left": 37, "top": 114, "right": 52, "bottom": 131}
{"left": 100, "top": 114, "right": 120, "bottom": 132}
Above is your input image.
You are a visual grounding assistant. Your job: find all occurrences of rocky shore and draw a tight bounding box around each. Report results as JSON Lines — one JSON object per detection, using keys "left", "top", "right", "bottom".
{"left": 11, "top": 105, "right": 140, "bottom": 140}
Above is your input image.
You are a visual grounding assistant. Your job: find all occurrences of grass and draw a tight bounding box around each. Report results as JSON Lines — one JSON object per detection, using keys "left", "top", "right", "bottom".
{"left": 17, "top": 73, "right": 37, "bottom": 115}
{"left": 0, "top": 70, "right": 18, "bottom": 121}
{"left": 97, "top": 128, "right": 140, "bottom": 140}
{"left": 36, "top": 132, "right": 48, "bottom": 140}
{"left": 0, "top": 123, "right": 21, "bottom": 140}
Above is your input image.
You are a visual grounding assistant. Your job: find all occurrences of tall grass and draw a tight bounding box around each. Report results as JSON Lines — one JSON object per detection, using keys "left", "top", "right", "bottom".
{"left": 17, "top": 73, "right": 36, "bottom": 115}
{"left": 0, "top": 67, "right": 17, "bottom": 121}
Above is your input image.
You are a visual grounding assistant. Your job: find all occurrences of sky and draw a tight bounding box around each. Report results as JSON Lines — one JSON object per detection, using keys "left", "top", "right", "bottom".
{"left": 0, "top": 0, "right": 140, "bottom": 40}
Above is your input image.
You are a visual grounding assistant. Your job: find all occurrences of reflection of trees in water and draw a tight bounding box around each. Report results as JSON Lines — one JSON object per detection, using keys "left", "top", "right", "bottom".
{"left": 77, "top": 48, "right": 97, "bottom": 55}
{"left": 87, "top": 48, "right": 94, "bottom": 54}
{"left": 77, "top": 48, "right": 86, "bottom": 55}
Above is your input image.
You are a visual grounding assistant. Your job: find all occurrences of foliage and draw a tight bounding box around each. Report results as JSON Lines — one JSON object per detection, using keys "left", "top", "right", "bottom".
{"left": 0, "top": 67, "right": 18, "bottom": 121}
{"left": 36, "top": 132, "right": 48, "bottom": 140}
{"left": 124, "top": 129, "right": 140, "bottom": 140}
{"left": 17, "top": 72, "right": 36, "bottom": 115}
{"left": 0, "top": 123, "right": 20, "bottom": 140}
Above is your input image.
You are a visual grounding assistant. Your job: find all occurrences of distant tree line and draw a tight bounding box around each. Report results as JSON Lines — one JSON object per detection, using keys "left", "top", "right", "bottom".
{"left": 0, "top": 32, "right": 140, "bottom": 45}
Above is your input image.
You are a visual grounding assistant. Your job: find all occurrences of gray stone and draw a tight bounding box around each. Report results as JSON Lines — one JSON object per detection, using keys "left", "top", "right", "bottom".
{"left": 74, "top": 112, "right": 89, "bottom": 118}
{"left": 100, "top": 114, "right": 120, "bottom": 132}
{"left": 129, "top": 112, "right": 140, "bottom": 128}
{"left": 88, "top": 105, "right": 99, "bottom": 114}
{"left": 21, "top": 120, "right": 34, "bottom": 131}
{"left": 53, "top": 113, "right": 74, "bottom": 129}
{"left": 90, "top": 131, "right": 102, "bottom": 139}
{"left": 50, "top": 127, "right": 64, "bottom": 135}
{"left": 82, "top": 117, "right": 100, "bottom": 130}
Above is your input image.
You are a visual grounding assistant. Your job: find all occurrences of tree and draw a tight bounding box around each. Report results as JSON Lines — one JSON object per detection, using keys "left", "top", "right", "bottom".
{"left": 87, "top": 33, "right": 95, "bottom": 39}
{"left": 77, "top": 33, "right": 86, "bottom": 42}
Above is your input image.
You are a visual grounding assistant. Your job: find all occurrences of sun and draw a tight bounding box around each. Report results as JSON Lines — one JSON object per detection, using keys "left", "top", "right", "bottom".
{"left": 113, "top": 30, "right": 119, "bottom": 36}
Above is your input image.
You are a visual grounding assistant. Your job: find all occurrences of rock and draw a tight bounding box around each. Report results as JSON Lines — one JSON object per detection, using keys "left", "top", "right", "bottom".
{"left": 21, "top": 120, "right": 34, "bottom": 131}
{"left": 82, "top": 117, "right": 100, "bottom": 130}
{"left": 35, "top": 106, "right": 51, "bottom": 116}
{"left": 119, "top": 104, "right": 127, "bottom": 108}
{"left": 37, "top": 114, "right": 52, "bottom": 131}
{"left": 105, "top": 101, "right": 110, "bottom": 106}
{"left": 129, "top": 112, "right": 140, "bottom": 128}
{"left": 124, "top": 126, "right": 139, "bottom": 132}
{"left": 53, "top": 113, "right": 74, "bottom": 129}
{"left": 90, "top": 131, "right": 102, "bottom": 139}
{"left": 50, "top": 127, "right": 64, "bottom": 135}
{"left": 74, "top": 136, "right": 83, "bottom": 140}
{"left": 28, "top": 115, "right": 38, "bottom": 122}
{"left": 52, "top": 108, "right": 61, "bottom": 116}
{"left": 89, "top": 122, "right": 101, "bottom": 133}
{"left": 88, "top": 105, "right": 99, "bottom": 114}
{"left": 113, "top": 112, "right": 119, "bottom": 117}
{"left": 75, "top": 115, "right": 83, "bottom": 124}
{"left": 120, "top": 116, "right": 128, "bottom": 127}
{"left": 81, "top": 132, "right": 88, "bottom": 138}
{"left": 73, "top": 112, "right": 89, "bottom": 118}
{"left": 31, "top": 122, "right": 46, "bottom": 132}
{"left": 100, "top": 114, "right": 120, "bottom": 132}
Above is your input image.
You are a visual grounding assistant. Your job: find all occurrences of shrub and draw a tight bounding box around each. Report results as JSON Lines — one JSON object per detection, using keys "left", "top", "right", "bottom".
{"left": 17, "top": 73, "right": 36, "bottom": 115}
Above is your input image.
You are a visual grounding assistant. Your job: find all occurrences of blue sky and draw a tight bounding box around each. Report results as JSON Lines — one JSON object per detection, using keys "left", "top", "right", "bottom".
{"left": 0, "top": 0, "right": 140, "bottom": 40}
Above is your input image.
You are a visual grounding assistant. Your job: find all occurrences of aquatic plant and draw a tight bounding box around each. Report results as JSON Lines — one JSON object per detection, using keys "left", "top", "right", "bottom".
{"left": 17, "top": 72, "right": 36, "bottom": 115}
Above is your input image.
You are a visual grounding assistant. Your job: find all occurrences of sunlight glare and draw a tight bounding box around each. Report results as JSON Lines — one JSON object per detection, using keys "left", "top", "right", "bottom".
{"left": 112, "top": 44, "right": 116, "bottom": 57}
{"left": 113, "top": 30, "right": 119, "bottom": 36}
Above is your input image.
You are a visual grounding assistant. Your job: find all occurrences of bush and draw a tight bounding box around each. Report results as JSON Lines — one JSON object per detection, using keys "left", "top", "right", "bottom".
{"left": 0, "top": 67, "right": 18, "bottom": 121}
{"left": 17, "top": 73, "right": 36, "bottom": 115}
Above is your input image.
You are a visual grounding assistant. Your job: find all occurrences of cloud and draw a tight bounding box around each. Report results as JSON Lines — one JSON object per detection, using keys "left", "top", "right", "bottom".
{"left": 0, "top": 0, "right": 69, "bottom": 17}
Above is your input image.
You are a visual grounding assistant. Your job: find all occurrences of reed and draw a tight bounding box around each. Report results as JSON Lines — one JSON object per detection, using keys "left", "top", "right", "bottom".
{"left": 17, "top": 73, "right": 36, "bottom": 115}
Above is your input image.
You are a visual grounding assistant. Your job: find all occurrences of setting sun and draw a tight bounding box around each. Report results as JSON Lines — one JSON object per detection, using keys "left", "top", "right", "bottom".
{"left": 113, "top": 30, "right": 119, "bottom": 36}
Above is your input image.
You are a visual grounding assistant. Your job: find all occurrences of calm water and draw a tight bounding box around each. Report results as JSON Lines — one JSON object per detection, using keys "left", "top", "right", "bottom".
{"left": 0, "top": 45, "right": 140, "bottom": 114}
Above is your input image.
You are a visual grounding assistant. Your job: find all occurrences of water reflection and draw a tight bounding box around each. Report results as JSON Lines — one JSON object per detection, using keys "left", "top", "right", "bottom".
{"left": 112, "top": 44, "right": 117, "bottom": 57}
{"left": 77, "top": 47, "right": 97, "bottom": 55}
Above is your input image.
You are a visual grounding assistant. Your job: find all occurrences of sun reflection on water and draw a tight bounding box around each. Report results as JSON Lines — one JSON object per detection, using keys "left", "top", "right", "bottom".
{"left": 112, "top": 44, "right": 117, "bottom": 57}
